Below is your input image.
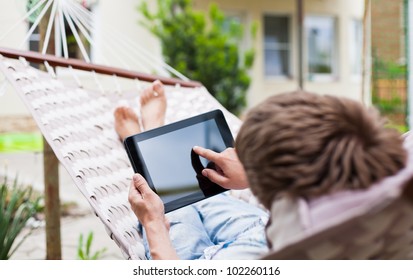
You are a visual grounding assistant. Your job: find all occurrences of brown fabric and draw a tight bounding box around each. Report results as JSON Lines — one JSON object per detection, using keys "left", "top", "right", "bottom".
{"left": 236, "top": 91, "right": 407, "bottom": 209}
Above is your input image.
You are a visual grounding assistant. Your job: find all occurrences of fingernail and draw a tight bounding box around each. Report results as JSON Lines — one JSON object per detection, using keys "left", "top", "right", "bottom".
{"left": 202, "top": 169, "right": 208, "bottom": 177}
{"left": 133, "top": 174, "right": 139, "bottom": 182}
{"left": 193, "top": 146, "right": 199, "bottom": 150}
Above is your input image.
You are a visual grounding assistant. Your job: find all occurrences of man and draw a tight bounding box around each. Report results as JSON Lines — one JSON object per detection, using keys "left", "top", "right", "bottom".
{"left": 115, "top": 81, "right": 268, "bottom": 260}
{"left": 124, "top": 83, "right": 406, "bottom": 259}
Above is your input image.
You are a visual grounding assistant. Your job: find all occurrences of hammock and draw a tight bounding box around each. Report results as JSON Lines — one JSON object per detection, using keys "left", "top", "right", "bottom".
{"left": 0, "top": 0, "right": 262, "bottom": 259}
{"left": 0, "top": 47, "right": 260, "bottom": 259}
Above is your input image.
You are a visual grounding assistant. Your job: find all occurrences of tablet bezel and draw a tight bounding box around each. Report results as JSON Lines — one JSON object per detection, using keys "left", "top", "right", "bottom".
{"left": 124, "top": 109, "right": 234, "bottom": 212}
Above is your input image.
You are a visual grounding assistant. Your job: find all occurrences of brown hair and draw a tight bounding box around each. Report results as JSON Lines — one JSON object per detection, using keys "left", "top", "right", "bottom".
{"left": 236, "top": 91, "right": 407, "bottom": 210}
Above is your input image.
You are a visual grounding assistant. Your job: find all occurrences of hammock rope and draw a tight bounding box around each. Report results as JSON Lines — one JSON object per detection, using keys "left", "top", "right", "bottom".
{"left": 41, "top": 0, "right": 58, "bottom": 55}
{"left": 2, "top": 0, "right": 190, "bottom": 87}
{"left": 0, "top": 0, "right": 47, "bottom": 42}
{"left": 19, "top": 0, "right": 54, "bottom": 49}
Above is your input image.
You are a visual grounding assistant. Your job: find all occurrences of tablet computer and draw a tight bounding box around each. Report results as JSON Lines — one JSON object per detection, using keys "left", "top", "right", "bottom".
{"left": 124, "top": 109, "right": 234, "bottom": 213}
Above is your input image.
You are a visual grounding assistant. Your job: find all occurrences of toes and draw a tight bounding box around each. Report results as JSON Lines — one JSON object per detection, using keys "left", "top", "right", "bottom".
{"left": 140, "top": 80, "right": 166, "bottom": 107}
{"left": 115, "top": 106, "right": 139, "bottom": 123}
{"left": 114, "top": 106, "right": 126, "bottom": 120}
{"left": 153, "top": 80, "right": 165, "bottom": 97}
{"left": 140, "top": 87, "right": 151, "bottom": 105}
{"left": 126, "top": 107, "right": 139, "bottom": 122}
{"left": 126, "top": 107, "right": 134, "bottom": 116}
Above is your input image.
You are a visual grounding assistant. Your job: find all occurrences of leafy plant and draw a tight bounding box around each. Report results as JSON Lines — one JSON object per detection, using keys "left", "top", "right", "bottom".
{"left": 26, "top": 0, "right": 45, "bottom": 24}
{"left": 77, "top": 231, "right": 107, "bottom": 260}
{"left": 139, "top": 0, "right": 256, "bottom": 115}
{"left": 0, "top": 176, "right": 41, "bottom": 259}
{"left": 371, "top": 51, "right": 407, "bottom": 127}
{"left": 372, "top": 54, "right": 406, "bottom": 80}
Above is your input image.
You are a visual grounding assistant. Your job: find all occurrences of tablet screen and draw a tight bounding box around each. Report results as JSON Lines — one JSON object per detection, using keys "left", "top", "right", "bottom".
{"left": 124, "top": 110, "right": 234, "bottom": 212}
{"left": 138, "top": 119, "right": 226, "bottom": 204}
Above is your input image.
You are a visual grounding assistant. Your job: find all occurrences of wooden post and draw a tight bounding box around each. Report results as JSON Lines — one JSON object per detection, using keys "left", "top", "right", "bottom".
{"left": 42, "top": 137, "right": 61, "bottom": 259}
{"left": 39, "top": 8, "right": 62, "bottom": 260}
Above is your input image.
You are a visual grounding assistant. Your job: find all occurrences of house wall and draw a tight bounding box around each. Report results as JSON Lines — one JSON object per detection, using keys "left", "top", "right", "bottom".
{"left": 0, "top": 0, "right": 32, "bottom": 116}
{"left": 0, "top": 0, "right": 365, "bottom": 119}
{"left": 193, "top": 0, "right": 365, "bottom": 108}
{"left": 91, "top": 0, "right": 163, "bottom": 72}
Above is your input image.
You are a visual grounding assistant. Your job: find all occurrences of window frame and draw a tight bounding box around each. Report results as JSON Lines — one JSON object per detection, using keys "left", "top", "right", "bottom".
{"left": 262, "top": 13, "right": 293, "bottom": 80}
{"left": 305, "top": 14, "right": 339, "bottom": 82}
{"left": 28, "top": 23, "right": 40, "bottom": 68}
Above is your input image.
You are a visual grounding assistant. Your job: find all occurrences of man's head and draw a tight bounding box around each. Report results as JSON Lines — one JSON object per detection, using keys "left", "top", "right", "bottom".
{"left": 236, "top": 91, "right": 407, "bottom": 210}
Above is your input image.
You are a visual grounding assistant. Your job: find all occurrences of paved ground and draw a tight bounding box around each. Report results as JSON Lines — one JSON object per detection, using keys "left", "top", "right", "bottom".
{"left": 1, "top": 151, "right": 124, "bottom": 260}
{"left": 0, "top": 116, "right": 38, "bottom": 133}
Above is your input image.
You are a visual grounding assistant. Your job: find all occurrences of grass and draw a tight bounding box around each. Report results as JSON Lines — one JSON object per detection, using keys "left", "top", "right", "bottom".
{"left": 0, "top": 133, "right": 43, "bottom": 153}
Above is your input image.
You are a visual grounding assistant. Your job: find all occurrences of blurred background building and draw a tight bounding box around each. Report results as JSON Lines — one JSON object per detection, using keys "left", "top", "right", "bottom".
{"left": 0, "top": 0, "right": 367, "bottom": 126}
{"left": 194, "top": 0, "right": 366, "bottom": 107}
{"left": 3, "top": 1, "right": 409, "bottom": 133}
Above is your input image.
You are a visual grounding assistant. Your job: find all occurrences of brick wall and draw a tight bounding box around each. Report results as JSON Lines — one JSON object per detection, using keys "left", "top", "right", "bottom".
{"left": 371, "top": 0, "right": 405, "bottom": 63}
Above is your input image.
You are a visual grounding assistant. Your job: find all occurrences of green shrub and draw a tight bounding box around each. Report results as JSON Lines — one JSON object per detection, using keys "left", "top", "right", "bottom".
{"left": 0, "top": 176, "right": 41, "bottom": 259}
{"left": 139, "top": 0, "right": 256, "bottom": 115}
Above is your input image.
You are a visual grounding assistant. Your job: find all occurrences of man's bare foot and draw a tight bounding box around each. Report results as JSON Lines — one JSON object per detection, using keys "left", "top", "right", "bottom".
{"left": 140, "top": 80, "right": 167, "bottom": 130}
{"left": 114, "top": 106, "right": 141, "bottom": 141}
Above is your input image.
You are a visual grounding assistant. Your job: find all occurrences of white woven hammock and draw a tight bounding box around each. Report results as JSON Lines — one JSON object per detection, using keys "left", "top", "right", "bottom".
{"left": 0, "top": 0, "right": 261, "bottom": 259}
{"left": 0, "top": 51, "right": 264, "bottom": 259}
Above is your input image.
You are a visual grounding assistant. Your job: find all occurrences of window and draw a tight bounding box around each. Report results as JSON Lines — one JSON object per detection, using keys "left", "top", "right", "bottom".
{"left": 305, "top": 16, "right": 337, "bottom": 81}
{"left": 263, "top": 15, "right": 291, "bottom": 77}
{"left": 28, "top": 24, "right": 40, "bottom": 52}
{"left": 28, "top": 23, "right": 40, "bottom": 68}
{"left": 349, "top": 19, "right": 363, "bottom": 78}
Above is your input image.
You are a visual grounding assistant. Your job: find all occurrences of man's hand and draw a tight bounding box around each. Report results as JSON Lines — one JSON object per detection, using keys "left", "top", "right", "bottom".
{"left": 128, "top": 174, "right": 178, "bottom": 259}
{"left": 192, "top": 146, "right": 249, "bottom": 190}
{"left": 128, "top": 174, "right": 168, "bottom": 230}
